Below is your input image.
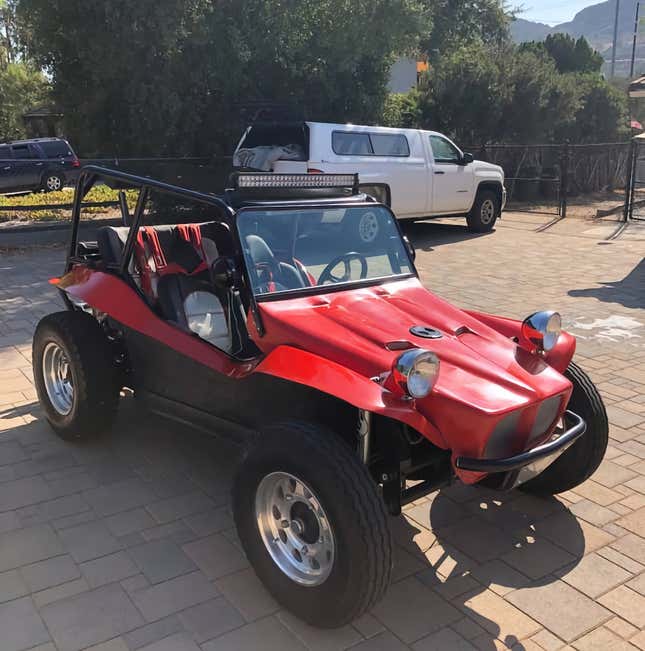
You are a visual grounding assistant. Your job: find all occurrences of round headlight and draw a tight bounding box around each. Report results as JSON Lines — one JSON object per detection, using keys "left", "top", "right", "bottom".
{"left": 392, "top": 349, "right": 440, "bottom": 398}
{"left": 521, "top": 311, "right": 561, "bottom": 352}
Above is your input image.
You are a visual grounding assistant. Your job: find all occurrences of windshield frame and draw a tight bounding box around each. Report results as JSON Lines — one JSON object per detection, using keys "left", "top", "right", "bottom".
{"left": 233, "top": 201, "right": 417, "bottom": 303}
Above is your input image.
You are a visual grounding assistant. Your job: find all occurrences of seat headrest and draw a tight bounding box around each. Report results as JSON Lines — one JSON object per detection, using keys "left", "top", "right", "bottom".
{"left": 245, "top": 234, "right": 275, "bottom": 266}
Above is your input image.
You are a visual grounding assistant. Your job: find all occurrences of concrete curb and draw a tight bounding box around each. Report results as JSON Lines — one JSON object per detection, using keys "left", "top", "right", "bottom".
{"left": 0, "top": 218, "right": 121, "bottom": 248}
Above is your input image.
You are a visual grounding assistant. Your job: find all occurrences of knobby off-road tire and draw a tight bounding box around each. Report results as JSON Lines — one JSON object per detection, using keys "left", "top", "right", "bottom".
{"left": 521, "top": 361, "right": 608, "bottom": 495}
{"left": 33, "top": 310, "right": 119, "bottom": 441}
{"left": 466, "top": 189, "right": 500, "bottom": 232}
{"left": 233, "top": 420, "right": 392, "bottom": 628}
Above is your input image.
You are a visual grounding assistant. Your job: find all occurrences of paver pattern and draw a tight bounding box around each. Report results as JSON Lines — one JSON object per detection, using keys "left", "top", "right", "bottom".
{"left": 0, "top": 212, "right": 643, "bottom": 650}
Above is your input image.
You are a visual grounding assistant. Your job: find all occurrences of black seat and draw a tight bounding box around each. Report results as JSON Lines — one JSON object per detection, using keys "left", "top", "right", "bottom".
{"left": 96, "top": 226, "right": 129, "bottom": 267}
{"left": 244, "top": 234, "right": 307, "bottom": 292}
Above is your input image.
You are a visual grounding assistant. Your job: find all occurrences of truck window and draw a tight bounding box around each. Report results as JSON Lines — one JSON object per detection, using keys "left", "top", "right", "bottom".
{"left": 332, "top": 132, "right": 410, "bottom": 157}
{"left": 369, "top": 134, "right": 409, "bottom": 157}
{"left": 429, "top": 135, "right": 461, "bottom": 164}
{"left": 332, "top": 132, "right": 372, "bottom": 156}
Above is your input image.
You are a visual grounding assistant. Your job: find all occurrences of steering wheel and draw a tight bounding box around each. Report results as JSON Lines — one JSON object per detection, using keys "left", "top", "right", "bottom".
{"left": 318, "top": 252, "right": 368, "bottom": 285}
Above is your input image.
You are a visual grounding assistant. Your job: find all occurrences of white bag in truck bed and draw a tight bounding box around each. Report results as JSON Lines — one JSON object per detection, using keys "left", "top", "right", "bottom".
{"left": 233, "top": 144, "right": 305, "bottom": 171}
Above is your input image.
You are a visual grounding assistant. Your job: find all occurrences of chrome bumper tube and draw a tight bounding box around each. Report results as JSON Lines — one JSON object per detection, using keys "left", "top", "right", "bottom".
{"left": 455, "top": 410, "right": 586, "bottom": 474}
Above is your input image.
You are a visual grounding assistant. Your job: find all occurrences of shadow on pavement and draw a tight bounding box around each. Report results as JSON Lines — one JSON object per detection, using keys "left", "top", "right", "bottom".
{"left": 392, "top": 485, "right": 585, "bottom": 650}
{"left": 402, "top": 220, "right": 494, "bottom": 253}
{"left": 568, "top": 257, "right": 645, "bottom": 310}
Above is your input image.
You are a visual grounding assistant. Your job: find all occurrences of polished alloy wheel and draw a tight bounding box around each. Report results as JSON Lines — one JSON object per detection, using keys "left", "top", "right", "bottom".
{"left": 255, "top": 471, "right": 335, "bottom": 586}
{"left": 42, "top": 342, "right": 74, "bottom": 415}
{"left": 480, "top": 198, "right": 495, "bottom": 224}
{"left": 358, "top": 212, "right": 379, "bottom": 243}
{"left": 46, "top": 176, "right": 62, "bottom": 191}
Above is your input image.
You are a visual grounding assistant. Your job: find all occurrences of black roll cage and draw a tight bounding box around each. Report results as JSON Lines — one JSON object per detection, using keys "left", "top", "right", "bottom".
{"left": 67, "top": 166, "right": 419, "bottom": 340}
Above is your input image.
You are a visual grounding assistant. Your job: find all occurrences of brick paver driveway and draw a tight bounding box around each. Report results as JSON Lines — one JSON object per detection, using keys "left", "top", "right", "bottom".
{"left": 0, "top": 213, "right": 643, "bottom": 651}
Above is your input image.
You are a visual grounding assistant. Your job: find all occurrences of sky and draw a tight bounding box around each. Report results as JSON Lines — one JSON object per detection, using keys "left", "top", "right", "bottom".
{"left": 519, "top": 0, "right": 600, "bottom": 25}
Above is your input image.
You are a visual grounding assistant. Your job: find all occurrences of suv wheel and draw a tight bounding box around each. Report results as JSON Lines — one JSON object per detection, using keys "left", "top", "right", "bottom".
{"left": 43, "top": 173, "right": 64, "bottom": 192}
{"left": 33, "top": 311, "right": 120, "bottom": 440}
{"left": 466, "top": 189, "right": 500, "bottom": 232}
{"left": 233, "top": 420, "right": 392, "bottom": 628}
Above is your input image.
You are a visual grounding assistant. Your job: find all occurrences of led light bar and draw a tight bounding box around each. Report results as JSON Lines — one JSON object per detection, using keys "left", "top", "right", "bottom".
{"left": 236, "top": 173, "right": 358, "bottom": 190}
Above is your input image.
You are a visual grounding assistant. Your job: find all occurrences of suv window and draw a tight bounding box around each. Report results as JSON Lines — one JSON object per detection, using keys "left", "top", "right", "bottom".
{"left": 40, "top": 141, "right": 72, "bottom": 158}
{"left": 0, "top": 145, "right": 10, "bottom": 159}
{"left": 11, "top": 144, "right": 38, "bottom": 160}
{"left": 429, "top": 135, "right": 461, "bottom": 164}
{"left": 332, "top": 131, "right": 410, "bottom": 157}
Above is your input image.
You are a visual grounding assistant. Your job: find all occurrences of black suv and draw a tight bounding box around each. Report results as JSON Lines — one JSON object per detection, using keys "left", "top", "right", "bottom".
{"left": 0, "top": 138, "right": 80, "bottom": 194}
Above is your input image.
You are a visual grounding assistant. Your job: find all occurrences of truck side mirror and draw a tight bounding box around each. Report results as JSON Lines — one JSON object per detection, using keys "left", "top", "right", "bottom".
{"left": 461, "top": 152, "right": 474, "bottom": 165}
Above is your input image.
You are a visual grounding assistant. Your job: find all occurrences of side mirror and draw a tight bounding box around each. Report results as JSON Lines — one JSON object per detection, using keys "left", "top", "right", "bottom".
{"left": 461, "top": 152, "right": 474, "bottom": 165}
{"left": 403, "top": 235, "right": 416, "bottom": 261}
{"left": 211, "top": 257, "right": 235, "bottom": 289}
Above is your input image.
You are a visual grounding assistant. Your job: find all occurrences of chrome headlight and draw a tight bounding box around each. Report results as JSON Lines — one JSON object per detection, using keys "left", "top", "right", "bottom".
{"left": 392, "top": 349, "right": 440, "bottom": 398}
{"left": 521, "top": 311, "right": 561, "bottom": 352}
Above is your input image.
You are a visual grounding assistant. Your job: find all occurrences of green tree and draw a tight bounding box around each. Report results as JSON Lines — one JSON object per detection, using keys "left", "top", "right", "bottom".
{"left": 421, "top": 0, "right": 510, "bottom": 57}
{"left": 0, "top": 62, "right": 50, "bottom": 140}
{"left": 17, "top": 0, "right": 429, "bottom": 156}
{"left": 520, "top": 34, "right": 603, "bottom": 74}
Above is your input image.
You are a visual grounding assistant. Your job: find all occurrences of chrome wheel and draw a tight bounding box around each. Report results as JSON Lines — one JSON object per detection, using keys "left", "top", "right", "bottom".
{"left": 255, "top": 471, "right": 335, "bottom": 586}
{"left": 358, "top": 211, "right": 379, "bottom": 243}
{"left": 42, "top": 342, "right": 74, "bottom": 415}
{"left": 46, "top": 175, "right": 62, "bottom": 191}
{"left": 480, "top": 198, "right": 496, "bottom": 224}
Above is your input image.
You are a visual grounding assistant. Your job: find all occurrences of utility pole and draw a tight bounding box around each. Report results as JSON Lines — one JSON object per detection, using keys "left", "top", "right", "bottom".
{"left": 611, "top": 0, "right": 621, "bottom": 77}
{"left": 631, "top": 1, "right": 641, "bottom": 78}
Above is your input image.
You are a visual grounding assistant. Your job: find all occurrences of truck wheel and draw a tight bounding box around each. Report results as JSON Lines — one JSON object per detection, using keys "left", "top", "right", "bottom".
{"left": 233, "top": 420, "right": 392, "bottom": 628}
{"left": 33, "top": 311, "right": 119, "bottom": 441}
{"left": 467, "top": 190, "right": 499, "bottom": 232}
{"left": 43, "top": 173, "right": 64, "bottom": 192}
{"left": 520, "top": 361, "right": 608, "bottom": 495}
{"left": 345, "top": 210, "right": 383, "bottom": 249}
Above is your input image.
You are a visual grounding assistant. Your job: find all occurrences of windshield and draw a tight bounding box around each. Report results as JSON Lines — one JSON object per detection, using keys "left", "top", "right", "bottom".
{"left": 237, "top": 205, "right": 414, "bottom": 298}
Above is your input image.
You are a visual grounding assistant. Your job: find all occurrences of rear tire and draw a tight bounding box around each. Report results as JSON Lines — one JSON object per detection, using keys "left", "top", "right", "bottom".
{"left": 42, "top": 173, "right": 64, "bottom": 192}
{"left": 233, "top": 420, "right": 392, "bottom": 628}
{"left": 520, "top": 361, "right": 608, "bottom": 495}
{"left": 33, "top": 311, "right": 119, "bottom": 440}
{"left": 467, "top": 190, "right": 499, "bottom": 232}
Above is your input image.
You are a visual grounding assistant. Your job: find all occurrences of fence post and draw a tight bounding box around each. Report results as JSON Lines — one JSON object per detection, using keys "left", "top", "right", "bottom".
{"left": 559, "top": 142, "right": 569, "bottom": 218}
{"left": 624, "top": 139, "right": 637, "bottom": 223}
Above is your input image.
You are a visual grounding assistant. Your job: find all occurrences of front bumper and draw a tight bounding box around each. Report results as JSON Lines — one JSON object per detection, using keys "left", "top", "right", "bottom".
{"left": 454, "top": 410, "right": 585, "bottom": 477}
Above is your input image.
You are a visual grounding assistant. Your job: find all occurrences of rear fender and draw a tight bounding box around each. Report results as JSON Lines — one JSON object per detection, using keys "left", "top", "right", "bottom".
{"left": 466, "top": 310, "right": 576, "bottom": 374}
{"left": 253, "top": 345, "right": 447, "bottom": 447}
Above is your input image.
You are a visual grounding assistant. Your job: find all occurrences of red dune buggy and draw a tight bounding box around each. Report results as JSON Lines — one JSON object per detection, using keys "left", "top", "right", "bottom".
{"left": 34, "top": 167, "right": 608, "bottom": 628}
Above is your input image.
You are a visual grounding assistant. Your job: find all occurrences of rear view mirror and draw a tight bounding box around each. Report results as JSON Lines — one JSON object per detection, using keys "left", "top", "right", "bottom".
{"left": 403, "top": 235, "right": 416, "bottom": 261}
{"left": 461, "top": 152, "right": 474, "bottom": 165}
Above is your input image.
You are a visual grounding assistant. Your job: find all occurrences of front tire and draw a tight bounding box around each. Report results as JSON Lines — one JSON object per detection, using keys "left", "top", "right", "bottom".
{"left": 521, "top": 361, "right": 608, "bottom": 495}
{"left": 467, "top": 190, "right": 500, "bottom": 232}
{"left": 33, "top": 311, "right": 119, "bottom": 440}
{"left": 233, "top": 420, "right": 392, "bottom": 628}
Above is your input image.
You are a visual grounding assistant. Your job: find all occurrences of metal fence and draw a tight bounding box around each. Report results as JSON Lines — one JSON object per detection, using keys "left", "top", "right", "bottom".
{"left": 468, "top": 142, "right": 631, "bottom": 218}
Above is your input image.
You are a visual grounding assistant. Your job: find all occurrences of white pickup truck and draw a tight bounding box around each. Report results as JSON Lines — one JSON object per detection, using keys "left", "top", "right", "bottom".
{"left": 234, "top": 121, "right": 506, "bottom": 243}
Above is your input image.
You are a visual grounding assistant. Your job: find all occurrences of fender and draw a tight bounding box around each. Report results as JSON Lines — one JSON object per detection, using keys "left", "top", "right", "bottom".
{"left": 466, "top": 310, "right": 576, "bottom": 374}
{"left": 253, "top": 345, "right": 447, "bottom": 447}
{"left": 57, "top": 267, "right": 448, "bottom": 447}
